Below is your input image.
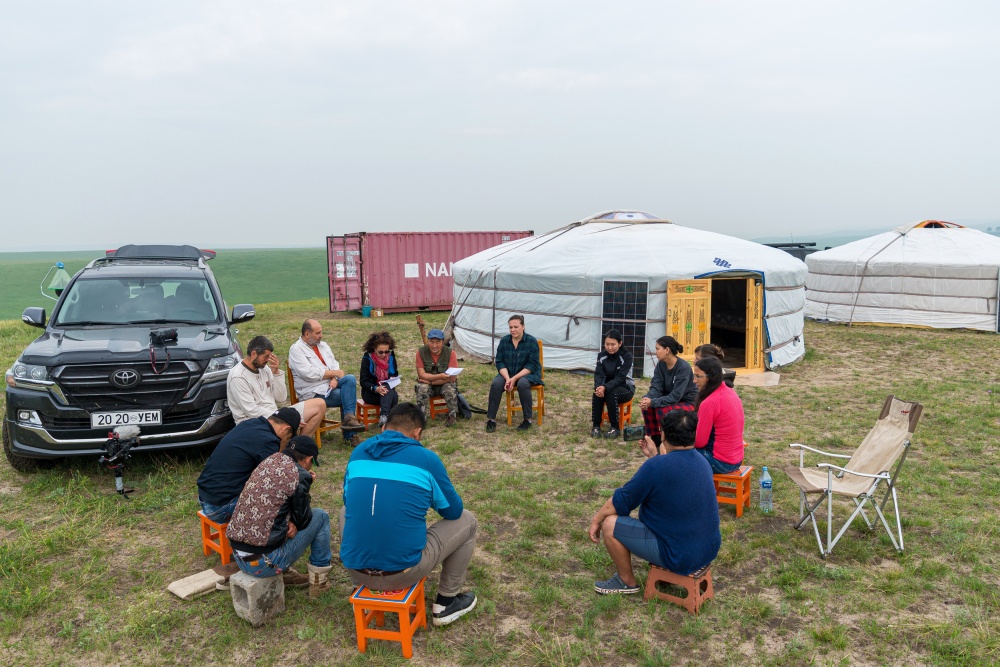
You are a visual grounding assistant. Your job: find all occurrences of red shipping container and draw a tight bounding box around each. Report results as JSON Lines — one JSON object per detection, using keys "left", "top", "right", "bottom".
{"left": 327, "top": 231, "right": 533, "bottom": 313}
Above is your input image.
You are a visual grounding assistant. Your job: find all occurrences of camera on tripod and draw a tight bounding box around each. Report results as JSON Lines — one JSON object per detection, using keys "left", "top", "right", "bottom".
{"left": 99, "top": 425, "right": 141, "bottom": 498}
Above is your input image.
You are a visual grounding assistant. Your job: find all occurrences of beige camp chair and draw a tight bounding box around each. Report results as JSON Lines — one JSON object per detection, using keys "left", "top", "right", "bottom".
{"left": 785, "top": 395, "right": 922, "bottom": 558}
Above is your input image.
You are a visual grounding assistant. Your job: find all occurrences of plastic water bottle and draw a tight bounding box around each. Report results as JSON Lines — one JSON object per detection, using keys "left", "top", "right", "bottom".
{"left": 759, "top": 466, "right": 773, "bottom": 513}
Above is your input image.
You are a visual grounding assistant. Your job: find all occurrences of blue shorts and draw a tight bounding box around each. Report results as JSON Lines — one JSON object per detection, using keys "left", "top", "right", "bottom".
{"left": 612, "top": 516, "right": 665, "bottom": 568}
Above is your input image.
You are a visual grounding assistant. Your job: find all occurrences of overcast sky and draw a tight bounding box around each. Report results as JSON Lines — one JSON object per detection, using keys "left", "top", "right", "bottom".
{"left": 2, "top": 1, "right": 998, "bottom": 250}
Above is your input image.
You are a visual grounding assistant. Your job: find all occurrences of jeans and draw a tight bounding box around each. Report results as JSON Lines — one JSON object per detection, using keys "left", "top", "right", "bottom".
{"left": 340, "top": 507, "right": 478, "bottom": 597}
{"left": 235, "top": 508, "right": 332, "bottom": 577}
{"left": 487, "top": 375, "right": 533, "bottom": 421}
{"left": 697, "top": 448, "right": 742, "bottom": 474}
{"left": 199, "top": 496, "right": 238, "bottom": 524}
{"left": 316, "top": 374, "right": 358, "bottom": 418}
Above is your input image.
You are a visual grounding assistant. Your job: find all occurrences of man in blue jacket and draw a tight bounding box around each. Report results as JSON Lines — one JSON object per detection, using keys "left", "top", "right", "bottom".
{"left": 340, "top": 402, "right": 478, "bottom": 626}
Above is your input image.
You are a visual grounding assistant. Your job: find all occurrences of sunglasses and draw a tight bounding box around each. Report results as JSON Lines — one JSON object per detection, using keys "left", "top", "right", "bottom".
{"left": 375, "top": 350, "right": 391, "bottom": 356}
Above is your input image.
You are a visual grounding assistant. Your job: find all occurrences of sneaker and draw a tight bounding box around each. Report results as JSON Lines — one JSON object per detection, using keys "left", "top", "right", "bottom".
{"left": 516, "top": 420, "right": 532, "bottom": 431}
{"left": 605, "top": 428, "right": 621, "bottom": 439}
{"left": 446, "top": 415, "right": 457, "bottom": 427}
{"left": 594, "top": 572, "right": 641, "bottom": 595}
{"left": 485, "top": 420, "right": 496, "bottom": 433}
{"left": 378, "top": 415, "right": 388, "bottom": 427}
{"left": 432, "top": 591, "right": 477, "bottom": 626}
{"left": 590, "top": 427, "right": 602, "bottom": 438}
{"left": 282, "top": 568, "right": 310, "bottom": 589}
{"left": 341, "top": 414, "right": 363, "bottom": 430}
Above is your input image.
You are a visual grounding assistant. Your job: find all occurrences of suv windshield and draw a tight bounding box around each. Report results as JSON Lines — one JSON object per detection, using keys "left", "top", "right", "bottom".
{"left": 55, "top": 277, "right": 220, "bottom": 326}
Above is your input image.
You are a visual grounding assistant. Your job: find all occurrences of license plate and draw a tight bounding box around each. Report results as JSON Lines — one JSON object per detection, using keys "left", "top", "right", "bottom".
{"left": 91, "top": 410, "right": 162, "bottom": 429}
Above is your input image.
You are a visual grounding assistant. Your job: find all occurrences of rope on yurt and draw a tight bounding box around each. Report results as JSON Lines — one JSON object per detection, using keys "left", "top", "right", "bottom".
{"left": 847, "top": 230, "right": 908, "bottom": 325}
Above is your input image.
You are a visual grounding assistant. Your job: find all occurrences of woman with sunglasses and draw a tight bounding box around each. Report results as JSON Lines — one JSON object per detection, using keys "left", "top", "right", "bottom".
{"left": 360, "top": 331, "right": 400, "bottom": 427}
{"left": 691, "top": 356, "right": 744, "bottom": 473}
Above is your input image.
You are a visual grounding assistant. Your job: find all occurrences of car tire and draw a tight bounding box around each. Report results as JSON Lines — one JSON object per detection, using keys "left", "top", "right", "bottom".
{"left": 3, "top": 419, "right": 43, "bottom": 473}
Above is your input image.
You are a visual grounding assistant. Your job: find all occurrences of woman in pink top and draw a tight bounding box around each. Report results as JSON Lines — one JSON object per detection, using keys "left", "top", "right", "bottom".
{"left": 692, "top": 357, "right": 744, "bottom": 474}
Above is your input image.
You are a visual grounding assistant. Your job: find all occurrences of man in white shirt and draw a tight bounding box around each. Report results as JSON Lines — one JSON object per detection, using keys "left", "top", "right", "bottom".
{"left": 288, "top": 319, "right": 363, "bottom": 430}
{"left": 227, "top": 335, "right": 326, "bottom": 436}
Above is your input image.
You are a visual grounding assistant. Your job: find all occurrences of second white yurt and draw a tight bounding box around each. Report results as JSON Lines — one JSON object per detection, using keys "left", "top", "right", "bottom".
{"left": 806, "top": 220, "right": 1000, "bottom": 331}
{"left": 450, "top": 211, "right": 809, "bottom": 376}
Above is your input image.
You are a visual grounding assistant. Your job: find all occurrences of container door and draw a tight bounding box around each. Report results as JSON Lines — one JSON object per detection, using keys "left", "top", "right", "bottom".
{"left": 328, "top": 236, "right": 363, "bottom": 311}
{"left": 666, "top": 279, "right": 712, "bottom": 362}
{"left": 745, "top": 278, "right": 764, "bottom": 372}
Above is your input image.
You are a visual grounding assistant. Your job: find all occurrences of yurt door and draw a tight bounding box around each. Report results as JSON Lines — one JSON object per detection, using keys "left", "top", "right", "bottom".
{"left": 667, "top": 277, "right": 765, "bottom": 373}
{"left": 666, "top": 279, "right": 712, "bottom": 359}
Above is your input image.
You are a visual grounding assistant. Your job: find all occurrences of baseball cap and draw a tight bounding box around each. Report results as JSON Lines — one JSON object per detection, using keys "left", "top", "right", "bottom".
{"left": 427, "top": 329, "right": 445, "bottom": 340}
{"left": 272, "top": 407, "right": 301, "bottom": 434}
{"left": 286, "top": 435, "right": 320, "bottom": 465}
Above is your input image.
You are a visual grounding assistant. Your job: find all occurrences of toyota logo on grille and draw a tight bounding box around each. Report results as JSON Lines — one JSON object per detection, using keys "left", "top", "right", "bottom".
{"left": 110, "top": 369, "right": 140, "bottom": 388}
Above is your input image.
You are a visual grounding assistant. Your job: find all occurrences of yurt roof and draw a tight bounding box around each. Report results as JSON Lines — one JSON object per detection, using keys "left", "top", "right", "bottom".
{"left": 454, "top": 210, "right": 807, "bottom": 289}
{"left": 807, "top": 221, "right": 1000, "bottom": 270}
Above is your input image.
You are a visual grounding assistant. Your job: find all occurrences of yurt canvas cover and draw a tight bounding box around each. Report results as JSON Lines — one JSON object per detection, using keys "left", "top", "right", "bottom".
{"left": 805, "top": 221, "right": 1000, "bottom": 332}
{"left": 450, "top": 211, "right": 808, "bottom": 376}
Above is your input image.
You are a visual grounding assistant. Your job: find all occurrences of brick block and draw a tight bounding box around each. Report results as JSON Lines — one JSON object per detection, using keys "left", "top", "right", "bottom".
{"left": 230, "top": 571, "right": 285, "bottom": 627}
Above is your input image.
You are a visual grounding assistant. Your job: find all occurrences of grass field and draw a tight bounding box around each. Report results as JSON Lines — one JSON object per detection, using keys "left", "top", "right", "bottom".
{"left": 0, "top": 248, "right": 328, "bottom": 320}
{"left": 0, "top": 306, "right": 998, "bottom": 666}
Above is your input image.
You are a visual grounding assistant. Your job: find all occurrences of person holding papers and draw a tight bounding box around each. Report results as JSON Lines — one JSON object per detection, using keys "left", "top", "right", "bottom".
{"left": 360, "top": 331, "right": 401, "bottom": 427}
{"left": 414, "top": 328, "right": 461, "bottom": 427}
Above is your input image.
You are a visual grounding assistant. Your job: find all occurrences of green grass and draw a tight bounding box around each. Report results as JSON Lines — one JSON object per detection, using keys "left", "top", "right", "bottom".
{"left": 0, "top": 248, "right": 328, "bottom": 320}
{"left": 1, "top": 309, "right": 999, "bottom": 665}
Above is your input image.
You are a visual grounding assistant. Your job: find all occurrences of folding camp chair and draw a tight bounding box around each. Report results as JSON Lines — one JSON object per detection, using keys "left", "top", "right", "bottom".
{"left": 785, "top": 395, "right": 922, "bottom": 558}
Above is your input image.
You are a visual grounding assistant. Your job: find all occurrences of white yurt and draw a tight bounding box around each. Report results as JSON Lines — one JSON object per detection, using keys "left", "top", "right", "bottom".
{"left": 805, "top": 220, "right": 1000, "bottom": 331}
{"left": 449, "top": 211, "right": 809, "bottom": 376}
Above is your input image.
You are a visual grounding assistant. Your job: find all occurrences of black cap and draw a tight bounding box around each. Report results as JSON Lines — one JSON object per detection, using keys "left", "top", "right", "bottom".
{"left": 286, "top": 435, "right": 320, "bottom": 465}
{"left": 271, "top": 407, "right": 301, "bottom": 434}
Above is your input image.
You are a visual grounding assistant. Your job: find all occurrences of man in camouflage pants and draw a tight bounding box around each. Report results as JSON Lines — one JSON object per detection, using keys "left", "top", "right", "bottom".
{"left": 414, "top": 329, "right": 460, "bottom": 427}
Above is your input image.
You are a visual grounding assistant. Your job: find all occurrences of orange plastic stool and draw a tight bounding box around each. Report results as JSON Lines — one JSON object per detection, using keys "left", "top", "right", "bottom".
{"left": 350, "top": 578, "right": 427, "bottom": 659}
{"left": 198, "top": 511, "right": 232, "bottom": 564}
{"left": 713, "top": 465, "right": 754, "bottom": 517}
{"left": 429, "top": 396, "right": 449, "bottom": 420}
{"left": 644, "top": 564, "right": 713, "bottom": 615}
{"left": 356, "top": 402, "right": 380, "bottom": 429}
{"left": 601, "top": 402, "right": 633, "bottom": 430}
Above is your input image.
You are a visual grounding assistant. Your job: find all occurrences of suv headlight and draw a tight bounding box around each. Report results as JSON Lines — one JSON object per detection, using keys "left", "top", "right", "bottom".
{"left": 202, "top": 353, "right": 239, "bottom": 382}
{"left": 6, "top": 362, "right": 52, "bottom": 390}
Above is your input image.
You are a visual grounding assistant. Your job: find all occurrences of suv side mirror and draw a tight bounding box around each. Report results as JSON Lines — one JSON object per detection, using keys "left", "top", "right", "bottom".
{"left": 22, "top": 307, "right": 46, "bottom": 328}
{"left": 230, "top": 304, "right": 256, "bottom": 324}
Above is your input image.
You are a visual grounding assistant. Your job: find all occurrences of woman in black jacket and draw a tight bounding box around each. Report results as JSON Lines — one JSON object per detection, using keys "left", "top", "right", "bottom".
{"left": 591, "top": 329, "right": 635, "bottom": 438}
{"left": 360, "top": 331, "right": 400, "bottom": 427}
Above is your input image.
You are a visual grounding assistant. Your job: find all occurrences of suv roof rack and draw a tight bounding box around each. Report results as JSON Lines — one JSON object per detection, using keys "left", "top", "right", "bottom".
{"left": 100, "top": 245, "right": 217, "bottom": 262}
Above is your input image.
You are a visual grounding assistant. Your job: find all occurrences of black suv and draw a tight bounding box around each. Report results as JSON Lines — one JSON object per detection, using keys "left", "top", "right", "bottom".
{"left": 3, "top": 245, "right": 255, "bottom": 471}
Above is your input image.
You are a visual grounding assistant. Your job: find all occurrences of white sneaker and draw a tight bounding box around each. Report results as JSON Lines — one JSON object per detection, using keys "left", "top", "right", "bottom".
{"left": 432, "top": 592, "right": 477, "bottom": 626}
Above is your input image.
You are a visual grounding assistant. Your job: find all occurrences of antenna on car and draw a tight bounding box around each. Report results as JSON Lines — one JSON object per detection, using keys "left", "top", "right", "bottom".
{"left": 39, "top": 261, "right": 71, "bottom": 301}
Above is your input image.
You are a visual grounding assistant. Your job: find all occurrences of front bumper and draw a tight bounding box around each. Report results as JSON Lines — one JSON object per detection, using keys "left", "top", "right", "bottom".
{"left": 4, "top": 382, "right": 234, "bottom": 459}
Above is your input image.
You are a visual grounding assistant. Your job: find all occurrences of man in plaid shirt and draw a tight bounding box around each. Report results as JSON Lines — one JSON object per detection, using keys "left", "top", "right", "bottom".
{"left": 485, "top": 315, "right": 541, "bottom": 432}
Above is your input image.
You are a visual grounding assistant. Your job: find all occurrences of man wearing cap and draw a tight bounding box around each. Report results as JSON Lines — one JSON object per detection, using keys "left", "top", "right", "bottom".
{"left": 288, "top": 319, "right": 364, "bottom": 431}
{"left": 414, "top": 328, "right": 460, "bottom": 427}
{"left": 196, "top": 407, "right": 301, "bottom": 524}
{"left": 227, "top": 335, "right": 326, "bottom": 437}
{"left": 340, "top": 403, "right": 478, "bottom": 626}
{"left": 227, "top": 436, "right": 334, "bottom": 598}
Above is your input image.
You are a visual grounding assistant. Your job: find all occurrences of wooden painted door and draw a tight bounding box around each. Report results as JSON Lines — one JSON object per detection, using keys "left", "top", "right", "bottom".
{"left": 745, "top": 278, "right": 765, "bottom": 372}
{"left": 666, "top": 279, "right": 712, "bottom": 361}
